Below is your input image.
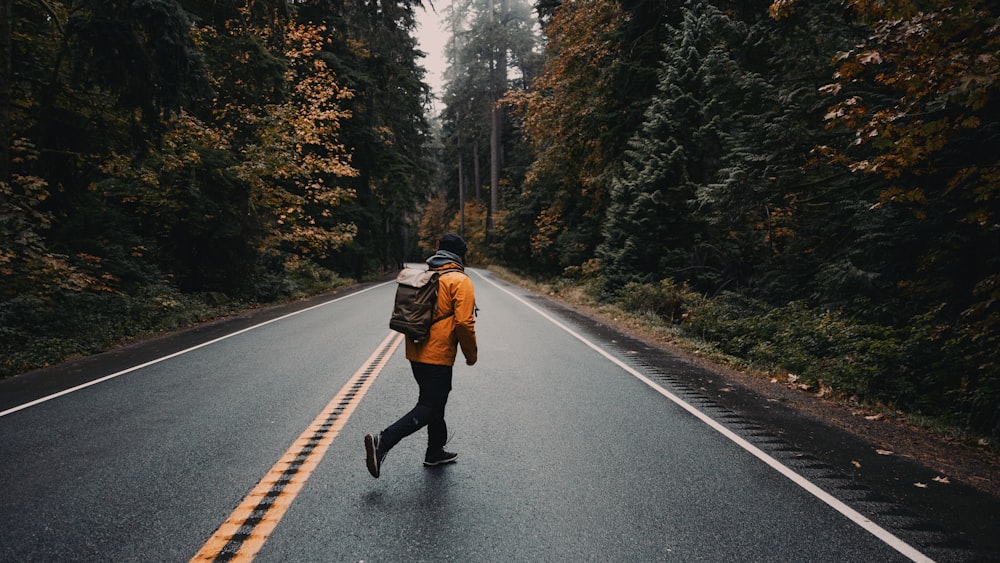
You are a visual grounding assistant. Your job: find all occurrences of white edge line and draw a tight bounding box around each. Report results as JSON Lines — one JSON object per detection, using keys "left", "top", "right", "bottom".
{"left": 0, "top": 281, "right": 394, "bottom": 419}
{"left": 474, "top": 270, "right": 933, "bottom": 563}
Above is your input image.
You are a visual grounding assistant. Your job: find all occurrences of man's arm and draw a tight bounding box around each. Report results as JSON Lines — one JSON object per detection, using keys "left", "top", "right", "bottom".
{"left": 453, "top": 275, "right": 478, "bottom": 366}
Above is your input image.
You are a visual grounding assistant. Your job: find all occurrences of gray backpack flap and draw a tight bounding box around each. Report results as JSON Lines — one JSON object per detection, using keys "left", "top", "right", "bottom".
{"left": 390, "top": 268, "right": 460, "bottom": 342}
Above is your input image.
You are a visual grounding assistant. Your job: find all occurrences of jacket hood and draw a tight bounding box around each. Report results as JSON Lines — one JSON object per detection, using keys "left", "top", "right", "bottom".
{"left": 426, "top": 249, "right": 465, "bottom": 269}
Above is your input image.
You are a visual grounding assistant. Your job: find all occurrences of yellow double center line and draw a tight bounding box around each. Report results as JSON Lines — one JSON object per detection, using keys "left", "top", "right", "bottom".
{"left": 191, "top": 331, "right": 403, "bottom": 562}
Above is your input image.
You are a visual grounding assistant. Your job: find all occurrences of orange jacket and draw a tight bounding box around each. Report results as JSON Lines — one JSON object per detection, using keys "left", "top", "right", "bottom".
{"left": 404, "top": 263, "right": 478, "bottom": 366}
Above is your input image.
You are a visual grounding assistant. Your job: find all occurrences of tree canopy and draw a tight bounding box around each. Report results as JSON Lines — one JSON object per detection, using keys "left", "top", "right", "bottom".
{"left": 3, "top": 0, "right": 998, "bottom": 439}
{"left": 1, "top": 0, "right": 433, "bottom": 375}
{"left": 436, "top": 0, "right": 1000, "bottom": 438}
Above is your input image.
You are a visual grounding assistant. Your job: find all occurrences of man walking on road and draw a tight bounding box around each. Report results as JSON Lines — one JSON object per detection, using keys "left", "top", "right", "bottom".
{"left": 365, "top": 233, "right": 478, "bottom": 478}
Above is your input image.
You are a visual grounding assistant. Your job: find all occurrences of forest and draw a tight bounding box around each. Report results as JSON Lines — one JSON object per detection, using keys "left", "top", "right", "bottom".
{"left": 1, "top": 0, "right": 998, "bottom": 440}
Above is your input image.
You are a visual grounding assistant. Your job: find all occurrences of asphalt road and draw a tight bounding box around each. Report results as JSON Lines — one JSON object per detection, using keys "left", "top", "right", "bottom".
{"left": 0, "top": 269, "right": 992, "bottom": 561}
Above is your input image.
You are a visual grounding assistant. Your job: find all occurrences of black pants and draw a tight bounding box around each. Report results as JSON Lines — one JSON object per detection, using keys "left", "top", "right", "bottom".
{"left": 380, "top": 361, "right": 453, "bottom": 453}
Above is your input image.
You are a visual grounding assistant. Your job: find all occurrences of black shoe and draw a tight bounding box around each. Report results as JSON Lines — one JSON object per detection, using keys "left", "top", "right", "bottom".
{"left": 424, "top": 448, "right": 458, "bottom": 467}
{"left": 365, "top": 433, "right": 385, "bottom": 478}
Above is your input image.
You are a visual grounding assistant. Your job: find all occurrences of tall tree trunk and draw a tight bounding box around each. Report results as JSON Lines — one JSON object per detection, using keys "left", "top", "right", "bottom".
{"left": 489, "top": 103, "right": 500, "bottom": 241}
{"left": 0, "top": 0, "right": 11, "bottom": 182}
{"left": 487, "top": 0, "right": 507, "bottom": 243}
{"left": 450, "top": 0, "right": 465, "bottom": 237}
{"left": 473, "top": 136, "right": 481, "bottom": 201}
{"left": 458, "top": 133, "right": 465, "bottom": 237}
{"left": 384, "top": 215, "right": 391, "bottom": 272}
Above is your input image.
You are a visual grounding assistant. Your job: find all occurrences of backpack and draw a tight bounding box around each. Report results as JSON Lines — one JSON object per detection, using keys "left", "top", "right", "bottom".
{"left": 389, "top": 267, "right": 463, "bottom": 343}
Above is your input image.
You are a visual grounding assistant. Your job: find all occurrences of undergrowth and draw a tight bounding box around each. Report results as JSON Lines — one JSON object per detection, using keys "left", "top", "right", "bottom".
{"left": 0, "top": 266, "right": 353, "bottom": 379}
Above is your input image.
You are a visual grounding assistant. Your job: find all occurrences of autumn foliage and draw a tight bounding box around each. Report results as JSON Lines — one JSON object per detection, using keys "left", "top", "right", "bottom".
{"left": 1, "top": 0, "right": 431, "bottom": 376}
{"left": 3, "top": 0, "right": 999, "bottom": 439}
{"left": 478, "top": 0, "right": 1000, "bottom": 438}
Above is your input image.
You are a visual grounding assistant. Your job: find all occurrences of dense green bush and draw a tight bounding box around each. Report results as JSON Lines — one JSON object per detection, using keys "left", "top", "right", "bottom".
{"left": 610, "top": 281, "right": 998, "bottom": 440}
{"left": 0, "top": 259, "right": 355, "bottom": 379}
{"left": 285, "top": 257, "right": 350, "bottom": 296}
{"left": 615, "top": 279, "right": 692, "bottom": 325}
{"left": 685, "top": 293, "right": 917, "bottom": 399}
{"left": 0, "top": 285, "right": 238, "bottom": 378}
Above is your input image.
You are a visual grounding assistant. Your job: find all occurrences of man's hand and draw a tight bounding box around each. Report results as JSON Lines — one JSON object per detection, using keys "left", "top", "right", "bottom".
{"left": 466, "top": 358, "right": 477, "bottom": 366}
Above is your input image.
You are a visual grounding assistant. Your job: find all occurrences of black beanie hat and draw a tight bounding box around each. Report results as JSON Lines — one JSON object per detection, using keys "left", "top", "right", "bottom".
{"left": 438, "top": 233, "right": 468, "bottom": 257}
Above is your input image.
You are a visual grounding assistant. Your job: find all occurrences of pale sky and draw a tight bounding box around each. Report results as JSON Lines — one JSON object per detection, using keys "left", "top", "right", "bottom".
{"left": 415, "top": 5, "right": 449, "bottom": 113}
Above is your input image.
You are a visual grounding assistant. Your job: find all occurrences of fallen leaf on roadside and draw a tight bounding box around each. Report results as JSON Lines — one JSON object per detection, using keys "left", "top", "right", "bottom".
{"left": 875, "top": 449, "right": 894, "bottom": 456}
{"left": 851, "top": 460, "right": 861, "bottom": 468}
{"left": 914, "top": 482, "right": 928, "bottom": 488}
{"left": 865, "top": 413, "right": 884, "bottom": 421}
{"left": 932, "top": 476, "right": 950, "bottom": 484}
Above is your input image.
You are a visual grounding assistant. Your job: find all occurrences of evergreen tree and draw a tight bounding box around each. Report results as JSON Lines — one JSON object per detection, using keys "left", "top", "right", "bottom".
{"left": 66, "top": 0, "right": 211, "bottom": 141}
{"left": 309, "top": 0, "right": 433, "bottom": 274}
{"left": 503, "top": 0, "right": 671, "bottom": 274}
{"left": 695, "top": 1, "right": 866, "bottom": 304}
{"left": 807, "top": 0, "right": 1000, "bottom": 434}
{"left": 599, "top": 1, "right": 731, "bottom": 293}
{"left": 436, "top": 0, "right": 539, "bottom": 254}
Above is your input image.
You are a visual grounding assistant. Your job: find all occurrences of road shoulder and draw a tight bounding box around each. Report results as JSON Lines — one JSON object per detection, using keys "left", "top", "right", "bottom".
{"left": 524, "top": 287, "right": 1000, "bottom": 560}
{"left": 0, "top": 281, "right": 386, "bottom": 414}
